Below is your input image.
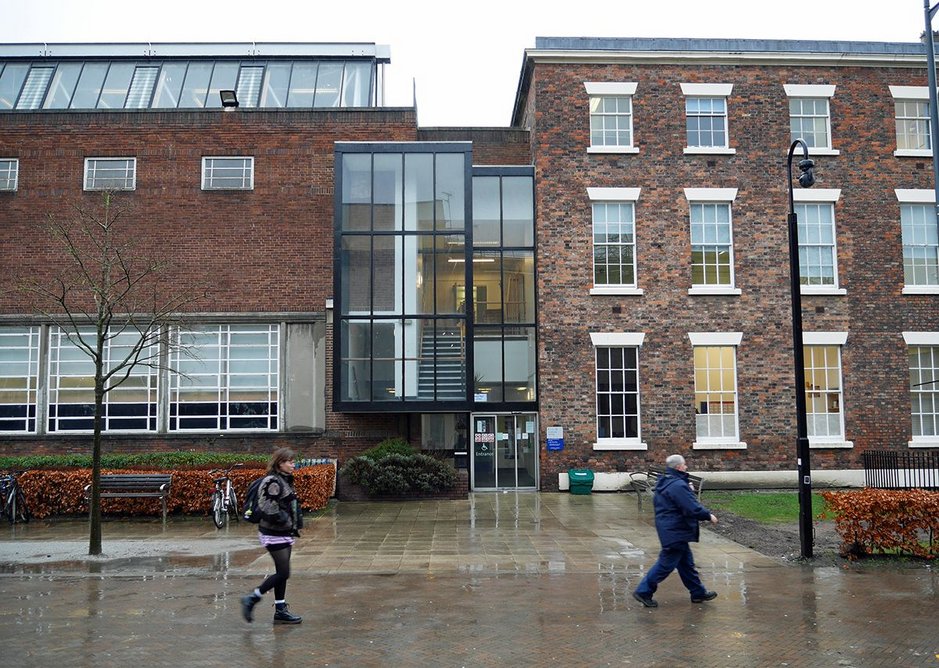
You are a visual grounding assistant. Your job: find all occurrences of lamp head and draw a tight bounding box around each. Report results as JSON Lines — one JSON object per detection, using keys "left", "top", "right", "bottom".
{"left": 797, "top": 158, "right": 815, "bottom": 188}
{"left": 219, "top": 90, "right": 239, "bottom": 109}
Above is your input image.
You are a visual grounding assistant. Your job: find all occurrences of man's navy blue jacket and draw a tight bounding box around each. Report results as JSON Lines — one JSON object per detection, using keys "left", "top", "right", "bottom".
{"left": 652, "top": 467, "right": 713, "bottom": 547}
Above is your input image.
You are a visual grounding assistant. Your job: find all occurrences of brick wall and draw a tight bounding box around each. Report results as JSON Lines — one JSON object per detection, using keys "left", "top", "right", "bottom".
{"left": 530, "top": 61, "right": 938, "bottom": 488}
{"left": 0, "top": 109, "right": 418, "bottom": 314}
{"left": 417, "top": 127, "right": 531, "bottom": 165}
{"left": 0, "top": 108, "right": 419, "bottom": 464}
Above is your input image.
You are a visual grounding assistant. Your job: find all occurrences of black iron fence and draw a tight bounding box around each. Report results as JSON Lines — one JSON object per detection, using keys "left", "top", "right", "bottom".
{"left": 862, "top": 450, "right": 939, "bottom": 490}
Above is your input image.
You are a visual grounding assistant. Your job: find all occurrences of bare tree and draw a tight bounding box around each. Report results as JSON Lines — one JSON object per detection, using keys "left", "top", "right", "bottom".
{"left": 22, "top": 192, "right": 205, "bottom": 555}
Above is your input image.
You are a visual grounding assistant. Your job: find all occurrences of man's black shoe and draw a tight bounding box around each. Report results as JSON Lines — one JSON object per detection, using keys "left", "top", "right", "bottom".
{"left": 691, "top": 591, "right": 718, "bottom": 603}
{"left": 273, "top": 604, "right": 303, "bottom": 624}
{"left": 241, "top": 593, "right": 261, "bottom": 622}
{"left": 632, "top": 591, "right": 658, "bottom": 608}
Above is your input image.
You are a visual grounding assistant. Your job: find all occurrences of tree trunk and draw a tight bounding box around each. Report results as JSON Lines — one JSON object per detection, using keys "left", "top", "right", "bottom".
{"left": 88, "top": 335, "right": 106, "bottom": 555}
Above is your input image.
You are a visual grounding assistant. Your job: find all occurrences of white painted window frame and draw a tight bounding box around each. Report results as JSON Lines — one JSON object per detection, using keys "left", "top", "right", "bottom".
{"left": 784, "top": 84, "right": 839, "bottom": 155}
{"left": 889, "top": 86, "right": 932, "bottom": 157}
{"left": 169, "top": 323, "right": 279, "bottom": 432}
{"left": 688, "top": 332, "right": 745, "bottom": 450}
{"left": 47, "top": 326, "right": 158, "bottom": 434}
{"left": 684, "top": 188, "right": 741, "bottom": 295}
{"left": 83, "top": 157, "right": 136, "bottom": 191}
{"left": 588, "top": 187, "right": 643, "bottom": 295}
{"left": 802, "top": 332, "right": 852, "bottom": 449}
{"left": 0, "top": 158, "right": 19, "bottom": 191}
{"left": 0, "top": 326, "right": 39, "bottom": 434}
{"left": 680, "top": 83, "right": 734, "bottom": 154}
{"left": 201, "top": 156, "right": 255, "bottom": 191}
{"left": 793, "top": 189, "right": 845, "bottom": 295}
{"left": 585, "top": 82, "right": 639, "bottom": 154}
{"left": 896, "top": 189, "right": 939, "bottom": 294}
{"left": 590, "top": 332, "right": 647, "bottom": 450}
{"left": 903, "top": 332, "right": 939, "bottom": 447}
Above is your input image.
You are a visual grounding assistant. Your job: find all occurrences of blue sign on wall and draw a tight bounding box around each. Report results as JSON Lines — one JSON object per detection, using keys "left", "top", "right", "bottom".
{"left": 546, "top": 426, "right": 564, "bottom": 451}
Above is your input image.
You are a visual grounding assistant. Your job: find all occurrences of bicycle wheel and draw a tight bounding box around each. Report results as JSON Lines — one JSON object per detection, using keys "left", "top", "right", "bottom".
{"left": 11, "top": 488, "right": 30, "bottom": 524}
{"left": 3, "top": 487, "right": 13, "bottom": 524}
{"left": 212, "top": 490, "right": 225, "bottom": 529}
{"left": 227, "top": 488, "right": 239, "bottom": 521}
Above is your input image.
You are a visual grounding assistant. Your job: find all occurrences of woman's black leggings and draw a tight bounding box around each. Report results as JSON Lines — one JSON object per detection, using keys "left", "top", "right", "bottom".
{"left": 259, "top": 543, "right": 291, "bottom": 600}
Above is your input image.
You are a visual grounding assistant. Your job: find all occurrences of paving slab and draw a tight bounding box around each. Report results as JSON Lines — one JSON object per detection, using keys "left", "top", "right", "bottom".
{"left": 1, "top": 492, "right": 936, "bottom": 667}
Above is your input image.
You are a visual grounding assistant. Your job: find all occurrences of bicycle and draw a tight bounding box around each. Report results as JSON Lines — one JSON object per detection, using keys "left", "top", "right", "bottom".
{"left": 209, "top": 463, "right": 242, "bottom": 529}
{"left": 0, "top": 470, "right": 31, "bottom": 524}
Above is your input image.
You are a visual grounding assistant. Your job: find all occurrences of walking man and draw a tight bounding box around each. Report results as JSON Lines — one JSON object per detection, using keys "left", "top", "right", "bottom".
{"left": 633, "top": 454, "right": 718, "bottom": 608}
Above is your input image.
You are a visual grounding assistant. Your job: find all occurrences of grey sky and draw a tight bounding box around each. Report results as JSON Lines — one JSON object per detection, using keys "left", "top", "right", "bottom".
{"left": 0, "top": 0, "right": 927, "bottom": 126}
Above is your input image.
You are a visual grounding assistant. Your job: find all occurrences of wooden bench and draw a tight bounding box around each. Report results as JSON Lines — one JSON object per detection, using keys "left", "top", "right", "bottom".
{"left": 84, "top": 474, "right": 173, "bottom": 522}
{"left": 629, "top": 465, "right": 704, "bottom": 511}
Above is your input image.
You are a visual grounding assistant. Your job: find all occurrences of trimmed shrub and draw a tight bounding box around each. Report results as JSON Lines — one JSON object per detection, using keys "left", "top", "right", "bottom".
{"left": 11, "top": 464, "right": 334, "bottom": 519}
{"left": 0, "top": 452, "right": 269, "bottom": 471}
{"left": 360, "top": 437, "right": 416, "bottom": 461}
{"left": 340, "top": 452, "right": 456, "bottom": 497}
{"left": 821, "top": 488, "right": 939, "bottom": 559}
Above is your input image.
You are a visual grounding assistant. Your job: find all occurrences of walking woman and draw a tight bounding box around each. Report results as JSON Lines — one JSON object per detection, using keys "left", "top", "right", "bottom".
{"left": 241, "top": 447, "right": 303, "bottom": 624}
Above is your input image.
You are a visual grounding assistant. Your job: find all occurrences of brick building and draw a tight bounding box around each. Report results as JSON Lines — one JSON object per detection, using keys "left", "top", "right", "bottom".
{"left": 517, "top": 38, "right": 939, "bottom": 489}
{"left": 0, "top": 42, "right": 534, "bottom": 494}
{"left": 0, "top": 38, "right": 937, "bottom": 493}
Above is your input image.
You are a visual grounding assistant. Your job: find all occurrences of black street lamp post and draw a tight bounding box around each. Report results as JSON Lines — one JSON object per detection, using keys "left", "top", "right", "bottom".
{"left": 787, "top": 138, "right": 816, "bottom": 559}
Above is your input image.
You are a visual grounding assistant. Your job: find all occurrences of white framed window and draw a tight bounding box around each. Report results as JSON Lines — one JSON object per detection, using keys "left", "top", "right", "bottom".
{"left": 793, "top": 189, "right": 844, "bottom": 295}
{"left": 84, "top": 157, "right": 136, "bottom": 191}
{"left": 0, "top": 158, "right": 18, "bottom": 191}
{"left": 48, "top": 327, "right": 158, "bottom": 433}
{"left": 689, "top": 332, "right": 745, "bottom": 449}
{"left": 681, "top": 83, "right": 734, "bottom": 154}
{"left": 903, "top": 332, "right": 939, "bottom": 447}
{"left": 896, "top": 190, "right": 939, "bottom": 293}
{"left": 169, "top": 324, "right": 279, "bottom": 431}
{"left": 803, "top": 332, "right": 851, "bottom": 448}
{"left": 890, "top": 86, "right": 932, "bottom": 156}
{"left": 590, "top": 332, "right": 646, "bottom": 450}
{"left": 202, "top": 156, "right": 254, "bottom": 190}
{"left": 684, "top": 188, "right": 740, "bottom": 295}
{"left": 588, "top": 187, "right": 641, "bottom": 295}
{"left": 0, "top": 326, "right": 39, "bottom": 433}
{"left": 784, "top": 84, "right": 839, "bottom": 155}
{"left": 585, "top": 82, "right": 638, "bottom": 153}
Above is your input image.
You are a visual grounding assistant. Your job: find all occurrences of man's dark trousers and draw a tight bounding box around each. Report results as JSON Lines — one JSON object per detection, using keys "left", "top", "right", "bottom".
{"left": 634, "top": 542, "right": 708, "bottom": 599}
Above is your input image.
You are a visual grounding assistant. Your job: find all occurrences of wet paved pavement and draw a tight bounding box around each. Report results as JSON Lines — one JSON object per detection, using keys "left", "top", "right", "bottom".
{"left": 1, "top": 493, "right": 937, "bottom": 667}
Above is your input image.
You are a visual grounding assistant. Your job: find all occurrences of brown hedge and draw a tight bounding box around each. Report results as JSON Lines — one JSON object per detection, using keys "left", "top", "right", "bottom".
{"left": 15, "top": 465, "right": 334, "bottom": 519}
{"left": 821, "top": 488, "right": 939, "bottom": 559}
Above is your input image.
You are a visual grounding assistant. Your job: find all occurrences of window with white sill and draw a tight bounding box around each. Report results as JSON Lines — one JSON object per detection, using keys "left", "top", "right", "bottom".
{"left": 593, "top": 201, "right": 637, "bottom": 288}
{"left": 693, "top": 345, "right": 739, "bottom": 443}
{"left": 900, "top": 202, "right": 939, "bottom": 288}
{"left": 909, "top": 344, "right": 939, "bottom": 441}
{"left": 784, "top": 84, "right": 837, "bottom": 153}
{"left": 585, "top": 82, "right": 637, "bottom": 152}
{"left": 803, "top": 344, "right": 845, "bottom": 443}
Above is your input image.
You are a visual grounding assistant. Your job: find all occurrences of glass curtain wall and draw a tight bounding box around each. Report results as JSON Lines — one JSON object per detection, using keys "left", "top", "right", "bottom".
{"left": 0, "top": 59, "right": 375, "bottom": 110}
{"left": 335, "top": 143, "right": 471, "bottom": 410}
{"left": 471, "top": 168, "right": 537, "bottom": 406}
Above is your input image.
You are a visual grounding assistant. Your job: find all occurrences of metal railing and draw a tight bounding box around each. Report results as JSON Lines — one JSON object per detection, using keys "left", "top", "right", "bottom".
{"left": 862, "top": 450, "right": 939, "bottom": 490}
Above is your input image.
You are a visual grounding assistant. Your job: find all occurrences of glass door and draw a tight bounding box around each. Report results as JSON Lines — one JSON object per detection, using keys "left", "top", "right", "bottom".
{"left": 472, "top": 415, "right": 497, "bottom": 488}
{"left": 471, "top": 413, "right": 537, "bottom": 490}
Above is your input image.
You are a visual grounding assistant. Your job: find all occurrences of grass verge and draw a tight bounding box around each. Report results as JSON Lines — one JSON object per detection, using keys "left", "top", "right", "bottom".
{"left": 703, "top": 490, "right": 829, "bottom": 523}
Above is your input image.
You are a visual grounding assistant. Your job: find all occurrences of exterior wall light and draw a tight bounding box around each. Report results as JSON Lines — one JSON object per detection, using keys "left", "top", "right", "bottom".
{"left": 220, "top": 90, "right": 239, "bottom": 109}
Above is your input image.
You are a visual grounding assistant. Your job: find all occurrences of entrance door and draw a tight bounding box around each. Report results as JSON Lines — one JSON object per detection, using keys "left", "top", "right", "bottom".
{"left": 471, "top": 413, "right": 538, "bottom": 490}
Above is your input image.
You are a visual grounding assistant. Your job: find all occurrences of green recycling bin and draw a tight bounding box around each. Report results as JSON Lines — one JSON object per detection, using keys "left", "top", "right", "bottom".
{"left": 568, "top": 468, "right": 594, "bottom": 495}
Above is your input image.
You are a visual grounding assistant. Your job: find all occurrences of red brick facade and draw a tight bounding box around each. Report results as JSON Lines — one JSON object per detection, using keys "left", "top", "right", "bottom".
{"left": 523, "top": 54, "right": 939, "bottom": 488}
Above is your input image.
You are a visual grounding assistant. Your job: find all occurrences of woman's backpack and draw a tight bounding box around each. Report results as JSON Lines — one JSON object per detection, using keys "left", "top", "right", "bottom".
{"left": 241, "top": 476, "right": 267, "bottom": 523}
